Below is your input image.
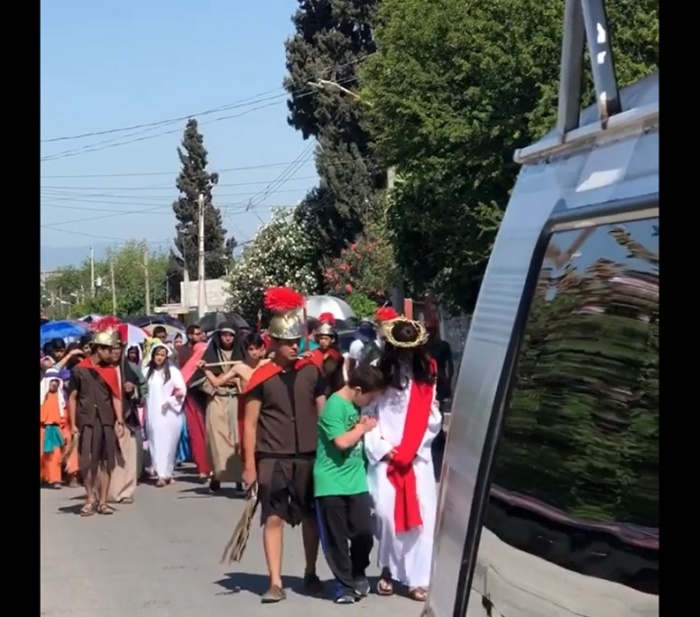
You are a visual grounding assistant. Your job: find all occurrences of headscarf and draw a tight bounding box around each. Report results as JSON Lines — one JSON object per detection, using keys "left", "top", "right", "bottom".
{"left": 40, "top": 368, "right": 65, "bottom": 412}
{"left": 187, "top": 322, "right": 246, "bottom": 385}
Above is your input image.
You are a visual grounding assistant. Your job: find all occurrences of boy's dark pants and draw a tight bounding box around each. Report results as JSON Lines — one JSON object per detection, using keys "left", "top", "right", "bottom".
{"left": 316, "top": 492, "right": 374, "bottom": 592}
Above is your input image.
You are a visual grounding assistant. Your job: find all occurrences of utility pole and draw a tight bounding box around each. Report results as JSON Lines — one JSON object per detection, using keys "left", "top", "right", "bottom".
{"left": 89, "top": 246, "right": 95, "bottom": 297}
{"left": 109, "top": 260, "right": 117, "bottom": 314}
{"left": 197, "top": 193, "right": 207, "bottom": 318}
{"left": 142, "top": 241, "right": 151, "bottom": 314}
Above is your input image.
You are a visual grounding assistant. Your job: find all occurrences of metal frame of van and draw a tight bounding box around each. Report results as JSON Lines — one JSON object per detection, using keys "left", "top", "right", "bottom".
{"left": 425, "top": 72, "right": 658, "bottom": 617}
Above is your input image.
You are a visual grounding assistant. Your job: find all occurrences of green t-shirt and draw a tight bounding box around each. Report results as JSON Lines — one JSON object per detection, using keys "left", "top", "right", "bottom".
{"left": 313, "top": 392, "right": 369, "bottom": 497}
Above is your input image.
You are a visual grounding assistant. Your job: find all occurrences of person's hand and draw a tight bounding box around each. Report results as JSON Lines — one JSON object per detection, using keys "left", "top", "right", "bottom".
{"left": 115, "top": 422, "right": 125, "bottom": 439}
{"left": 123, "top": 382, "right": 135, "bottom": 394}
{"left": 382, "top": 448, "right": 397, "bottom": 462}
{"left": 358, "top": 415, "right": 378, "bottom": 433}
{"left": 162, "top": 403, "right": 169, "bottom": 413}
{"left": 302, "top": 351, "right": 313, "bottom": 358}
{"left": 242, "top": 467, "right": 257, "bottom": 490}
{"left": 197, "top": 360, "right": 206, "bottom": 369}
{"left": 69, "top": 348, "right": 84, "bottom": 357}
{"left": 41, "top": 357, "right": 55, "bottom": 368}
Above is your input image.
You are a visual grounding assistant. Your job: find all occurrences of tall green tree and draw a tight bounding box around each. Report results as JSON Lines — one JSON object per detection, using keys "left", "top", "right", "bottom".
{"left": 284, "top": 0, "right": 382, "bottom": 258}
{"left": 361, "top": 0, "right": 658, "bottom": 312}
{"left": 167, "top": 119, "right": 235, "bottom": 300}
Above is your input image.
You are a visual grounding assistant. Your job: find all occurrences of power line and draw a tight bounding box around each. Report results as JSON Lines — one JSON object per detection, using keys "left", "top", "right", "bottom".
{"left": 41, "top": 86, "right": 287, "bottom": 143}
{"left": 40, "top": 176, "right": 318, "bottom": 192}
{"left": 41, "top": 55, "right": 373, "bottom": 145}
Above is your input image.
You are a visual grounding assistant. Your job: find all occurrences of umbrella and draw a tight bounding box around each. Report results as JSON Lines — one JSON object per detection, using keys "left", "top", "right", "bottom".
{"left": 40, "top": 320, "right": 90, "bottom": 346}
{"left": 221, "top": 485, "right": 258, "bottom": 565}
{"left": 143, "top": 323, "right": 184, "bottom": 338}
{"left": 78, "top": 314, "right": 104, "bottom": 324}
{"left": 118, "top": 323, "right": 148, "bottom": 347}
{"left": 305, "top": 295, "right": 356, "bottom": 321}
{"left": 197, "top": 312, "right": 249, "bottom": 332}
{"left": 128, "top": 314, "right": 186, "bottom": 330}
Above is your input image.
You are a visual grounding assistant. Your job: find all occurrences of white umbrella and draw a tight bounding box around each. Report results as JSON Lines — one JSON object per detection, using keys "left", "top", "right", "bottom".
{"left": 305, "top": 295, "right": 356, "bottom": 321}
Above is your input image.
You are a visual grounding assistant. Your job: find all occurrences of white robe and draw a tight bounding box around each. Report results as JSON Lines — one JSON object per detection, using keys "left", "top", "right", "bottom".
{"left": 364, "top": 373, "right": 442, "bottom": 588}
{"left": 146, "top": 364, "right": 187, "bottom": 480}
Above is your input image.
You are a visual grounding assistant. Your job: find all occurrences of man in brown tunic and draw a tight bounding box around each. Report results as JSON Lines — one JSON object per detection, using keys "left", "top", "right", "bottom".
{"left": 242, "top": 287, "right": 327, "bottom": 603}
{"left": 68, "top": 325, "right": 125, "bottom": 516}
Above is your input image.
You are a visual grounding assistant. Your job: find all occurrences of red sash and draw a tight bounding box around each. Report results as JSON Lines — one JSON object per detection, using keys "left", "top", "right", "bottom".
{"left": 77, "top": 357, "right": 121, "bottom": 400}
{"left": 386, "top": 363, "right": 436, "bottom": 533}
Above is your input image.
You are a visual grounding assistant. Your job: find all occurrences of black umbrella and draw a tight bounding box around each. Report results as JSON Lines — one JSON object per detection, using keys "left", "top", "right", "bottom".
{"left": 197, "top": 311, "right": 249, "bottom": 332}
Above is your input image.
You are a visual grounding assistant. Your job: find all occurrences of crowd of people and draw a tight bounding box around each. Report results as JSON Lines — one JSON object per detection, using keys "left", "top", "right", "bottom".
{"left": 40, "top": 287, "right": 454, "bottom": 605}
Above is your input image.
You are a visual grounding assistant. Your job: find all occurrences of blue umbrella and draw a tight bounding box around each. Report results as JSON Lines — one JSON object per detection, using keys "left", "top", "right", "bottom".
{"left": 40, "top": 320, "right": 90, "bottom": 347}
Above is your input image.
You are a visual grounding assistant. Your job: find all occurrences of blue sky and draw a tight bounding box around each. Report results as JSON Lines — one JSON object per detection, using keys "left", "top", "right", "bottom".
{"left": 40, "top": 0, "right": 315, "bottom": 269}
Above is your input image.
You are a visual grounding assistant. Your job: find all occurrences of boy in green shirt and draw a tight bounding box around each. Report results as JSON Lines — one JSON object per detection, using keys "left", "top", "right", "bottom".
{"left": 314, "top": 364, "right": 385, "bottom": 604}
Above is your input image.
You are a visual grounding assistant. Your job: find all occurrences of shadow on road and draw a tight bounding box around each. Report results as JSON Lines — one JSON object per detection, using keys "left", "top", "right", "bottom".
{"left": 178, "top": 486, "right": 245, "bottom": 500}
{"left": 214, "top": 572, "right": 304, "bottom": 596}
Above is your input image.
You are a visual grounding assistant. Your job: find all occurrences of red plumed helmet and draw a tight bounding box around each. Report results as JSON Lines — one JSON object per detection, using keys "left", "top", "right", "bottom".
{"left": 264, "top": 287, "right": 304, "bottom": 313}
{"left": 376, "top": 306, "right": 399, "bottom": 322}
{"left": 94, "top": 315, "right": 121, "bottom": 331}
{"left": 317, "top": 312, "right": 336, "bottom": 326}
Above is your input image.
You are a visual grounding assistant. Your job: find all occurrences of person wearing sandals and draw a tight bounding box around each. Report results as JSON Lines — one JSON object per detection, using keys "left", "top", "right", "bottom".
{"left": 314, "top": 364, "right": 384, "bottom": 604}
{"left": 363, "top": 318, "right": 442, "bottom": 602}
{"left": 241, "top": 287, "right": 327, "bottom": 603}
{"left": 67, "top": 319, "right": 126, "bottom": 517}
{"left": 107, "top": 334, "right": 145, "bottom": 505}
{"left": 145, "top": 344, "right": 187, "bottom": 487}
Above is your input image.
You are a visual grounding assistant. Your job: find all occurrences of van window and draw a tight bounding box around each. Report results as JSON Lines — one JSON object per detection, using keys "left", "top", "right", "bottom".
{"left": 471, "top": 216, "right": 658, "bottom": 616}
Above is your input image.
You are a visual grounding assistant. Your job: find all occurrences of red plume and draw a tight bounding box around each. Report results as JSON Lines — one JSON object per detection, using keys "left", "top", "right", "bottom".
{"left": 264, "top": 287, "right": 304, "bottom": 312}
{"left": 317, "top": 312, "right": 336, "bottom": 326}
{"left": 376, "top": 306, "right": 399, "bottom": 322}
{"left": 94, "top": 316, "right": 121, "bottom": 331}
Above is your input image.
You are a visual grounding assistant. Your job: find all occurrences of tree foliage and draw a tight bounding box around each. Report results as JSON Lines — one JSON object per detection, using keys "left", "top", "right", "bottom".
{"left": 361, "top": 0, "right": 659, "bottom": 311}
{"left": 322, "top": 221, "right": 395, "bottom": 300}
{"left": 284, "top": 0, "right": 383, "bottom": 258}
{"left": 225, "top": 208, "right": 320, "bottom": 322}
{"left": 167, "top": 119, "right": 235, "bottom": 300}
{"left": 41, "top": 241, "right": 169, "bottom": 318}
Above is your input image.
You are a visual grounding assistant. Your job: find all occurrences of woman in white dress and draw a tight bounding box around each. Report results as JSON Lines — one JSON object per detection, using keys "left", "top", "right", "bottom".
{"left": 364, "top": 317, "right": 442, "bottom": 602}
{"left": 145, "top": 343, "right": 187, "bottom": 487}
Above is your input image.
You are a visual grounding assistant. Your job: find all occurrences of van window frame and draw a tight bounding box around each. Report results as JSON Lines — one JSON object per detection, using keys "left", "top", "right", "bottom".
{"left": 450, "top": 195, "right": 659, "bottom": 617}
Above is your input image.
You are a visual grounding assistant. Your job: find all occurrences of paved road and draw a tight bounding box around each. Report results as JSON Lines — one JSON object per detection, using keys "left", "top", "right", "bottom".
{"left": 41, "top": 468, "right": 419, "bottom": 617}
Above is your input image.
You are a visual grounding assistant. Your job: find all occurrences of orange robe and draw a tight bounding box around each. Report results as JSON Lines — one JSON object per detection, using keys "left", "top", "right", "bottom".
{"left": 40, "top": 392, "right": 64, "bottom": 484}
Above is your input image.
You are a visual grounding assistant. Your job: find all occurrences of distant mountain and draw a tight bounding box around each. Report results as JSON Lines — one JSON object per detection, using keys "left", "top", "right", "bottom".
{"left": 41, "top": 243, "right": 111, "bottom": 270}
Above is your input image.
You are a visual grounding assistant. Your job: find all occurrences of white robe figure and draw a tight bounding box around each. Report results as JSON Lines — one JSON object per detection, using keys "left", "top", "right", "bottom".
{"left": 364, "top": 367, "right": 442, "bottom": 589}
{"left": 145, "top": 344, "right": 187, "bottom": 481}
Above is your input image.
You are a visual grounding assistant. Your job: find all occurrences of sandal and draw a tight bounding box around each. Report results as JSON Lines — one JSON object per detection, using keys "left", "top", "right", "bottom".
{"left": 408, "top": 587, "right": 428, "bottom": 602}
{"left": 119, "top": 497, "right": 134, "bottom": 504}
{"left": 80, "top": 502, "right": 96, "bottom": 517}
{"left": 155, "top": 479, "right": 166, "bottom": 488}
{"left": 377, "top": 578, "right": 394, "bottom": 596}
{"left": 97, "top": 503, "right": 114, "bottom": 515}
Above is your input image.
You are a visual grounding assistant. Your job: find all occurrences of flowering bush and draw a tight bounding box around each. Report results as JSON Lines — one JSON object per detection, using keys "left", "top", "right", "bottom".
{"left": 322, "top": 232, "right": 395, "bottom": 300}
{"left": 226, "top": 207, "right": 320, "bottom": 320}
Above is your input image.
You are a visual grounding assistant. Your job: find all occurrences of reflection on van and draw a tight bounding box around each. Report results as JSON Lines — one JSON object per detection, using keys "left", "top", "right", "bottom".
{"left": 426, "top": 71, "right": 658, "bottom": 617}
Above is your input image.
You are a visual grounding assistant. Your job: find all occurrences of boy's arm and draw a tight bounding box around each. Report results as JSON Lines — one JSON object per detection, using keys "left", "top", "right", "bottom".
{"left": 319, "top": 401, "right": 368, "bottom": 451}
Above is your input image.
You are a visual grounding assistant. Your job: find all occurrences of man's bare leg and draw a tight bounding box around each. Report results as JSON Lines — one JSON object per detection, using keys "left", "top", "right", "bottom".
{"left": 81, "top": 469, "right": 96, "bottom": 515}
{"left": 261, "top": 515, "right": 286, "bottom": 602}
{"left": 98, "top": 466, "right": 111, "bottom": 511}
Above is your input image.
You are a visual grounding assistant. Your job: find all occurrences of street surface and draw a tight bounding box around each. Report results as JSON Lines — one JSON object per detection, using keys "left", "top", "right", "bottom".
{"left": 40, "top": 467, "right": 418, "bottom": 617}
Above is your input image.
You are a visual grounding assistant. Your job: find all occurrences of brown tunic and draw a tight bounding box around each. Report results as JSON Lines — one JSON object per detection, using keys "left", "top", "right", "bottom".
{"left": 253, "top": 364, "right": 322, "bottom": 457}
{"left": 69, "top": 366, "right": 118, "bottom": 476}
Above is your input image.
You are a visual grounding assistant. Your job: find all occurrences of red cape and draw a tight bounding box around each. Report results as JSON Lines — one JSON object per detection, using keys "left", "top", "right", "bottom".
{"left": 243, "top": 356, "right": 318, "bottom": 395}
{"left": 77, "top": 357, "right": 121, "bottom": 399}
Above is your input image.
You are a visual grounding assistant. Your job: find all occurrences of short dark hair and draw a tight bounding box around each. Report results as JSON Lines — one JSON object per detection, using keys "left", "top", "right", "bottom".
{"left": 244, "top": 332, "right": 265, "bottom": 348}
{"left": 186, "top": 324, "right": 201, "bottom": 336}
{"left": 348, "top": 364, "right": 385, "bottom": 393}
{"left": 153, "top": 325, "right": 167, "bottom": 337}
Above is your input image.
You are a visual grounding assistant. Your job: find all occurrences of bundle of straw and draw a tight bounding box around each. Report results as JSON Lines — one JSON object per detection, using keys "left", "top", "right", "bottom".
{"left": 220, "top": 485, "right": 259, "bottom": 564}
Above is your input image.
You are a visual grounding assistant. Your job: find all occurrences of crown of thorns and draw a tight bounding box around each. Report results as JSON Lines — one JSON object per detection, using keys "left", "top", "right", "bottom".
{"left": 383, "top": 317, "right": 429, "bottom": 348}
